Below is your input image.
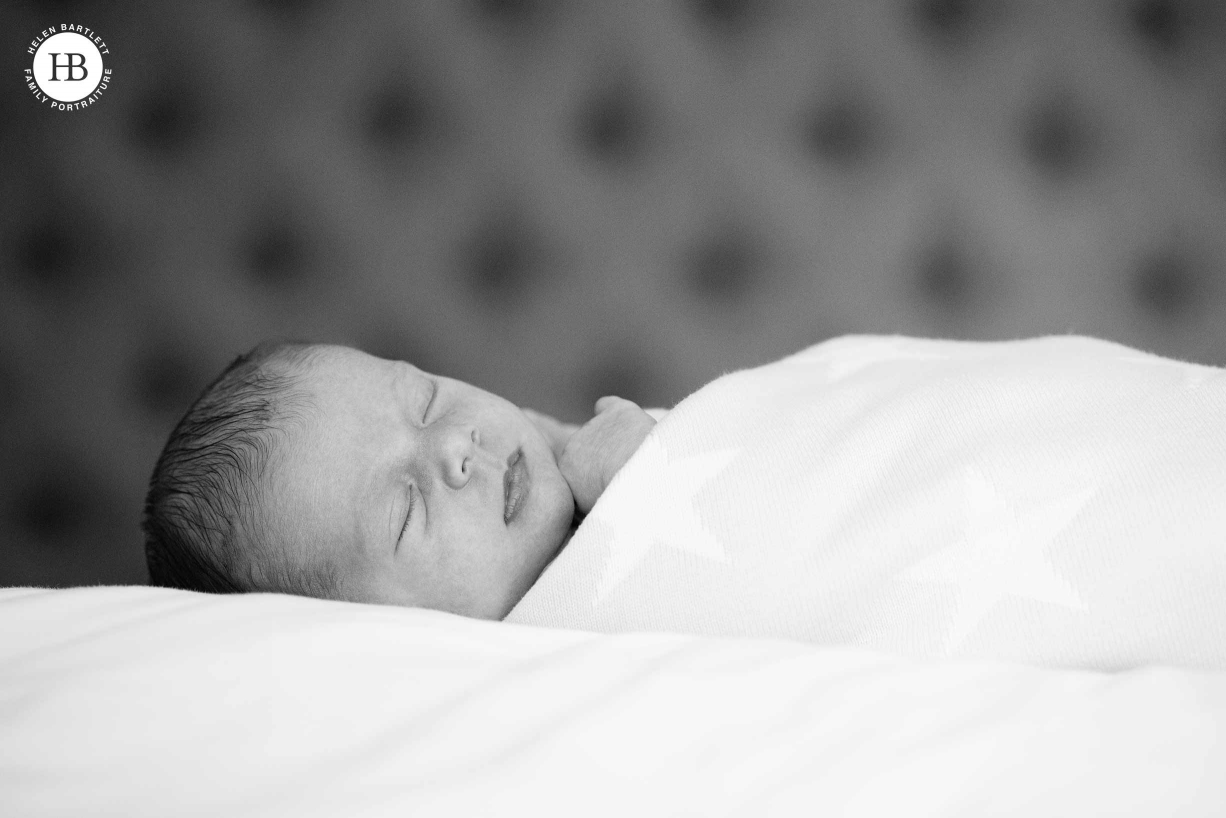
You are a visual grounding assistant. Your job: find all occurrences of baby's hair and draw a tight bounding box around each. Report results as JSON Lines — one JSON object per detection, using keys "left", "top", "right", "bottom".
{"left": 142, "top": 340, "right": 338, "bottom": 599}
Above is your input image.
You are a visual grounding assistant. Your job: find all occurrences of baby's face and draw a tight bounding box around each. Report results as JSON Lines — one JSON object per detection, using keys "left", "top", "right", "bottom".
{"left": 269, "top": 345, "right": 574, "bottom": 619}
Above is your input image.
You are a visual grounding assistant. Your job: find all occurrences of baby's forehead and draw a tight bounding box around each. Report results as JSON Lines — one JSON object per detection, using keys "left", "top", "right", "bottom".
{"left": 306, "top": 344, "right": 419, "bottom": 378}
{"left": 281, "top": 347, "right": 433, "bottom": 454}
{"left": 274, "top": 347, "right": 441, "bottom": 492}
{"left": 294, "top": 346, "right": 401, "bottom": 396}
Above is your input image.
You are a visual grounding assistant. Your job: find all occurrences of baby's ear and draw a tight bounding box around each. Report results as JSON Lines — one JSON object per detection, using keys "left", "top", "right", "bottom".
{"left": 521, "top": 408, "right": 578, "bottom": 460}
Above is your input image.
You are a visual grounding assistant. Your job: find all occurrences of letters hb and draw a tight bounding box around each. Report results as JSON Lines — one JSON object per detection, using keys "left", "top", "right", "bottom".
{"left": 48, "top": 53, "right": 88, "bottom": 81}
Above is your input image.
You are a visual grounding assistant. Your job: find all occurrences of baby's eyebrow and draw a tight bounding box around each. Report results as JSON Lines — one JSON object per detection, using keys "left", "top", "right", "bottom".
{"left": 394, "top": 361, "right": 428, "bottom": 394}
{"left": 397, "top": 363, "right": 436, "bottom": 417}
{"left": 388, "top": 362, "right": 416, "bottom": 405}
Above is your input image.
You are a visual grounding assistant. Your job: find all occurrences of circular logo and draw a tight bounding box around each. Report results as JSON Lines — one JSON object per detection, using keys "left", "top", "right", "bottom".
{"left": 24, "top": 25, "right": 111, "bottom": 110}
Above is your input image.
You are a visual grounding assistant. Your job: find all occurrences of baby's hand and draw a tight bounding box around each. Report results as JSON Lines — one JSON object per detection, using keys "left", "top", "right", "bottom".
{"left": 559, "top": 397, "right": 656, "bottom": 515}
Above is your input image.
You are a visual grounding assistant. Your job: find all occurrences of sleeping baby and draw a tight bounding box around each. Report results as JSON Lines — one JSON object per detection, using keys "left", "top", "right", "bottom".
{"left": 146, "top": 334, "right": 1226, "bottom": 671}
{"left": 142, "top": 341, "right": 656, "bottom": 619}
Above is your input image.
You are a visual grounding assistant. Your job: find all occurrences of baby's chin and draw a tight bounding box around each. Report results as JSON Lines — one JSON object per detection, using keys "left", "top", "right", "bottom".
{"left": 497, "top": 527, "right": 572, "bottom": 620}
{"left": 518, "top": 473, "right": 574, "bottom": 580}
{"left": 543, "top": 522, "right": 576, "bottom": 570}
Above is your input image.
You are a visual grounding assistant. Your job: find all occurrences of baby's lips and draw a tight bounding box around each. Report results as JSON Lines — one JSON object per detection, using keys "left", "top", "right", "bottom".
{"left": 502, "top": 447, "right": 529, "bottom": 524}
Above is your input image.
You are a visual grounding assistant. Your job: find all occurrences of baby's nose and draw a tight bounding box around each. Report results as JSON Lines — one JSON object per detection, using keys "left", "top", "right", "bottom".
{"left": 439, "top": 425, "right": 483, "bottom": 489}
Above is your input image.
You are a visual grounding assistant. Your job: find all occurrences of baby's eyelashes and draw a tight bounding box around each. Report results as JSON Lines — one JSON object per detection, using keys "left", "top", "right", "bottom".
{"left": 396, "top": 484, "right": 417, "bottom": 552}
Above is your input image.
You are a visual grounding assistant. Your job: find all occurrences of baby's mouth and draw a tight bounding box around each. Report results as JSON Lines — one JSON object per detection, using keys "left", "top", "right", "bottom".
{"left": 503, "top": 448, "right": 529, "bottom": 525}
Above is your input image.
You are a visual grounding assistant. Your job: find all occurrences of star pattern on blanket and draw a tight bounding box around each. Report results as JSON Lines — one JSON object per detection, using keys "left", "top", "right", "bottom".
{"left": 590, "top": 436, "right": 739, "bottom": 600}
{"left": 901, "top": 465, "right": 1093, "bottom": 654}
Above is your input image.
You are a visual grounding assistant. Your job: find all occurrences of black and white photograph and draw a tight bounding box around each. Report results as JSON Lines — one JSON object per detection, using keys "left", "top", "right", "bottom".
{"left": 2, "top": 0, "right": 1226, "bottom": 814}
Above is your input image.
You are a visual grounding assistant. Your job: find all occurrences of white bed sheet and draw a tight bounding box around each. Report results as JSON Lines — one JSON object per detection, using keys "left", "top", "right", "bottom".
{"left": 2, "top": 586, "right": 1224, "bottom": 816}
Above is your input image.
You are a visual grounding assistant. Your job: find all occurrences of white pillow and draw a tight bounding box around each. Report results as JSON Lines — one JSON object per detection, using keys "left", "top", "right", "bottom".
{"left": 3, "top": 585, "right": 1226, "bottom": 816}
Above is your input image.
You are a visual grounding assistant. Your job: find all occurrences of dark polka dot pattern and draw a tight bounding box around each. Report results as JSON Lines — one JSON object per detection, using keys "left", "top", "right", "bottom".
{"left": 805, "top": 93, "right": 877, "bottom": 167}
{"left": 243, "top": 216, "right": 311, "bottom": 287}
{"left": 911, "top": 0, "right": 990, "bottom": 48}
{"left": 1021, "top": 93, "right": 1098, "bottom": 182}
{"left": 364, "top": 78, "right": 432, "bottom": 152}
{"left": 915, "top": 235, "right": 975, "bottom": 311}
{"left": 15, "top": 212, "right": 84, "bottom": 288}
{"left": 462, "top": 212, "right": 548, "bottom": 302}
{"left": 1129, "top": 0, "right": 1195, "bottom": 57}
{"left": 684, "top": 227, "right": 762, "bottom": 302}
{"left": 1, "top": 0, "right": 1225, "bottom": 587}
{"left": 12, "top": 457, "right": 97, "bottom": 545}
{"left": 576, "top": 81, "right": 653, "bottom": 165}
{"left": 10, "top": 201, "right": 118, "bottom": 298}
{"left": 1133, "top": 246, "right": 1202, "bottom": 319}
{"left": 129, "top": 82, "right": 204, "bottom": 153}
{"left": 472, "top": 0, "right": 551, "bottom": 26}
{"left": 133, "top": 345, "right": 208, "bottom": 418}
{"left": 689, "top": 0, "right": 763, "bottom": 36}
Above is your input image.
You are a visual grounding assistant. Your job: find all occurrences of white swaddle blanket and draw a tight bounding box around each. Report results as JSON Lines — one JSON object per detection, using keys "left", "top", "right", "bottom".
{"left": 508, "top": 335, "right": 1226, "bottom": 670}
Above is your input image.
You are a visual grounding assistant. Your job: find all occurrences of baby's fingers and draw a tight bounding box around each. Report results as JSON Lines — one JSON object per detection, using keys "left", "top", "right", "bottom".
{"left": 594, "top": 395, "right": 637, "bottom": 414}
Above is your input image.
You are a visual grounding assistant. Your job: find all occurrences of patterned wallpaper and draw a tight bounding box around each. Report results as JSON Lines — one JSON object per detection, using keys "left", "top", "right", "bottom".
{"left": 2, "top": 0, "right": 1224, "bottom": 588}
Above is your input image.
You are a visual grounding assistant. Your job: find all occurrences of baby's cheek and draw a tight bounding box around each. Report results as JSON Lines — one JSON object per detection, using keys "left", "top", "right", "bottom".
{"left": 556, "top": 446, "right": 591, "bottom": 502}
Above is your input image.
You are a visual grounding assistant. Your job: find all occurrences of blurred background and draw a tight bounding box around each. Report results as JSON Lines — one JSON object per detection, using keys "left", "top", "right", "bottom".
{"left": 2, "top": 0, "right": 1225, "bottom": 589}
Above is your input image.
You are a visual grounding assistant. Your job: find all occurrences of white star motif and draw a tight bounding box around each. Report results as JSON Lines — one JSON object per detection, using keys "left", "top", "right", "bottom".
{"left": 901, "top": 465, "right": 1093, "bottom": 653}
{"left": 588, "top": 436, "right": 739, "bottom": 600}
